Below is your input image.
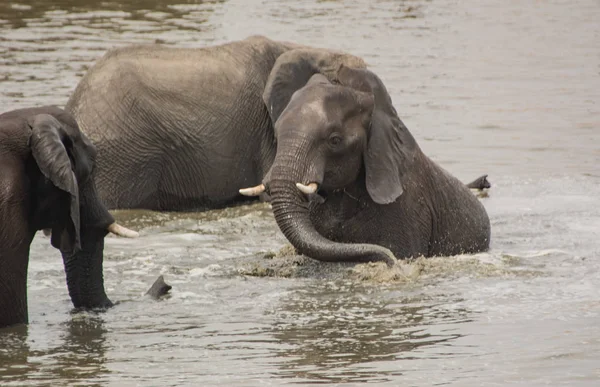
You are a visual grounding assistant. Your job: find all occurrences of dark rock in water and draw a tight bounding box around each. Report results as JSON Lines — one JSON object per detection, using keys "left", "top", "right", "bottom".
{"left": 466, "top": 174, "right": 491, "bottom": 190}
{"left": 145, "top": 275, "right": 172, "bottom": 299}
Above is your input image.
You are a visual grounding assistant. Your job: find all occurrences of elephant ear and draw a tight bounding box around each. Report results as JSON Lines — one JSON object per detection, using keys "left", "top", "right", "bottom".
{"left": 263, "top": 48, "right": 367, "bottom": 124}
{"left": 337, "top": 65, "right": 416, "bottom": 204}
{"left": 28, "top": 114, "right": 81, "bottom": 252}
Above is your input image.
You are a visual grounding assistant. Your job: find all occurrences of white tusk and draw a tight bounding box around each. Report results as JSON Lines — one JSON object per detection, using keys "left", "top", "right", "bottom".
{"left": 107, "top": 222, "right": 139, "bottom": 238}
{"left": 239, "top": 184, "right": 265, "bottom": 196}
{"left": 296, "top": 182, "right": 318, "bottom": 195}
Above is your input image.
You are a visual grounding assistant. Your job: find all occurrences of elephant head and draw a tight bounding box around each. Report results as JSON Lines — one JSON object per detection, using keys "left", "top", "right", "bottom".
{"left": 240, "top": 50, "right": 420, "bottom": 266}
{"left": 0, "top": 106, "right": 138, "bottom": 327}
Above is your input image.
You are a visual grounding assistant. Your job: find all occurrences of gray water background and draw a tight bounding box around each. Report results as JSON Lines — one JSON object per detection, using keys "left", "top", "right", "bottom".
{"left": 0, "top": 0, "right": 599, "bottom": 385}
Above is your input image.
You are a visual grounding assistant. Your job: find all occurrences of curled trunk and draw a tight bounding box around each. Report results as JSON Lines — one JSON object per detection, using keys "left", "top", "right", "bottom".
{"left": 268, "top": 152, "right": 396, "bottom": 266}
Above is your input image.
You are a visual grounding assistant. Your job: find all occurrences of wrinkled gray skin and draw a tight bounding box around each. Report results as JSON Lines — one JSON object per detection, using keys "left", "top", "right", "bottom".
{"left": 66, "top": 36, "right": 304, "bottom": 210}
{"left": 0, "top": 106, "right": 115, "bottom": 327}
{"left": 261, "top": 60, "right": 491, "bottom": 266}
{"left": 66, "top": 36, "right": 489, "bottom": 265}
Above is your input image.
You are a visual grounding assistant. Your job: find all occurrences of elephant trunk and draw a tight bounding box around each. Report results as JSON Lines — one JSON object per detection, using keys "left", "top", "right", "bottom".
{"left": 61, "top": 227, "right": 113, "bottom": 309}
{"left": 268, "top": 142, "right": 396, "bottom": 266}
{"left": 61, "top": 180, "right": 114, "bottom": 310}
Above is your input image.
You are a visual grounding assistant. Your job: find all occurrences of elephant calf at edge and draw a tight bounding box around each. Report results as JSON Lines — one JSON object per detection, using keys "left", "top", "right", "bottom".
{"left": 240, "top": 50, "right": 491, "bottom": 266}
{"left": 0, "top": 106, "right": 138, "bottom": 328}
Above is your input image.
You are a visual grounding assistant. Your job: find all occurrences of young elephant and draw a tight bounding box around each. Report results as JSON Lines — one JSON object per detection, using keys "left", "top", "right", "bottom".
{"left": 0, "top": 106, "right": 138, "bottom": 327}
{"left": 240, "top": 53, "right": 491, "bottom": 265}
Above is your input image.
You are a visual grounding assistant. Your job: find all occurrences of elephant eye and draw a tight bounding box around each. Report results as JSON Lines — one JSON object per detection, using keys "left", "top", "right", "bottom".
{"left": 328, "top": 133, "right": 343, "bottom": 148}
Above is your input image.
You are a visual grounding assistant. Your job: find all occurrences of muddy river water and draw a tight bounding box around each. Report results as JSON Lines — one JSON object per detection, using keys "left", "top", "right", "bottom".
{"left": 1, "top": 0, "right": 599, "bottom": 385}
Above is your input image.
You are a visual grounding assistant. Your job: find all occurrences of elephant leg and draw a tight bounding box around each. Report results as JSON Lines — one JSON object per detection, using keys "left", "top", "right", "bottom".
{"left": 0, "top": 165, "right": 34, "bottom": 327}
{"left": 0, "top": 249, "right": 30, "bottom": 327}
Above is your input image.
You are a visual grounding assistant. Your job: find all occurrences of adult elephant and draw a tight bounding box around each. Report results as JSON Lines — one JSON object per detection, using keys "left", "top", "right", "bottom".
{"left": 240, "top": 54, "right": 491, "bottom": 266}
{"left": 65, "top": 35, "right": 365, "bottom": 210}
{"left": 0, "top": 106, "right": 138, "bottom": 328}
{"left": 67, "top": 35, "right": 489, "bottom": 265}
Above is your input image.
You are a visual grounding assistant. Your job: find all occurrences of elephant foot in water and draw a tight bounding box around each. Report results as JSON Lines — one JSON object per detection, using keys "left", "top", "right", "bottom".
{"left": 466, "top": 175, "right": 491, "bottom": 191}
{"left": 145, "top": 275, "right": 172, "bottom": 300}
